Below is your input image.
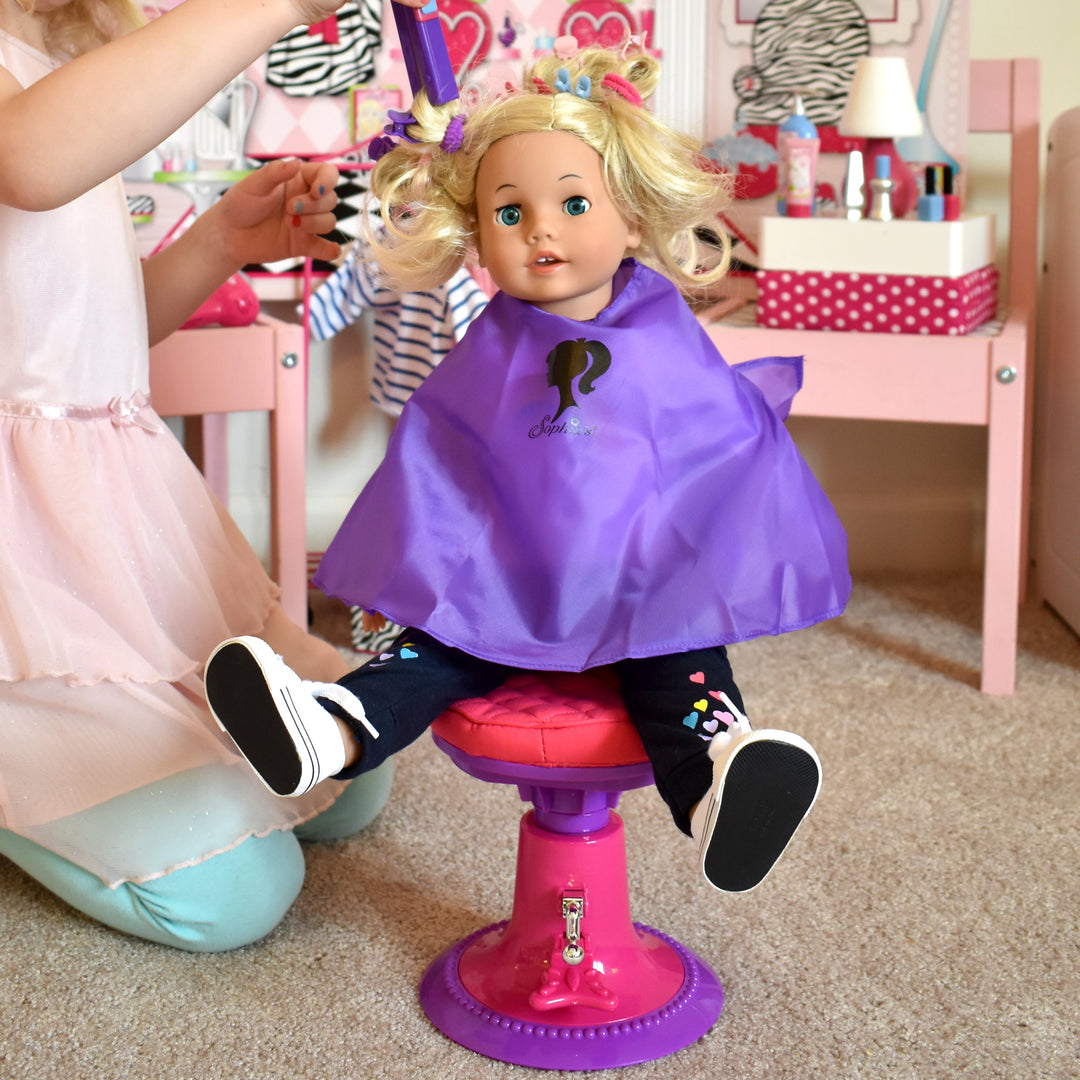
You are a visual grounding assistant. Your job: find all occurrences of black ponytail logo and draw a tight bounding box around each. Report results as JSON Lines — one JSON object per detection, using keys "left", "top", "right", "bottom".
{"left": 545, "top": 337, "right": 611, "bottom": 422}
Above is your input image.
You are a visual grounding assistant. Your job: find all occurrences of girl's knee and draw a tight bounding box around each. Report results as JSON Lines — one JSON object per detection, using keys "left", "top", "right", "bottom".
{"left": 110, "top": 829, "right": 306, "bottom": 953}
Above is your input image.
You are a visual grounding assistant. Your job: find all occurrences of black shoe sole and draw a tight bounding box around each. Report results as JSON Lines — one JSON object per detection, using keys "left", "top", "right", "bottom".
{"left": 701, "top": 739, "right": 820, "bottom": 892}
{"left": 205, "top": 642, "right": 304, "bottom": 797}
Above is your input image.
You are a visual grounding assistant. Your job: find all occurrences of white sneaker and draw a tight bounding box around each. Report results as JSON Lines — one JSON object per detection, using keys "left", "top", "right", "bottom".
{"left": 691, "top": 694, "right": 821, "bottom": 893}
{"left": 204, "top": 636, "right": 377, "bottom": 797}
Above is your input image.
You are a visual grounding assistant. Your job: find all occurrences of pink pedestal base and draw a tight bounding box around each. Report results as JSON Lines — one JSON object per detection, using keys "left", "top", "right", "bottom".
{"left": 420, "top": 807, "right": 723, "bottom": 1069}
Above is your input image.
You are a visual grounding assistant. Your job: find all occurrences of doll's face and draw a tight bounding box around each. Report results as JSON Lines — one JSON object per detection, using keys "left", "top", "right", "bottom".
{"left": 474, "top": 130, "right": 641, "bottom": 321}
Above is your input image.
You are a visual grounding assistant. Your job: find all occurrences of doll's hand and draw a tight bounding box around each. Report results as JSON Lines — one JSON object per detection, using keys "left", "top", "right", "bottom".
{"left": 215, "top": 158, "right": 343, "bottom": 267}
{"left": 361, "top": 611, "right": 387, "bottom": 634}
{"left": 292, "top": 0, "right": 428, "bottom": 23}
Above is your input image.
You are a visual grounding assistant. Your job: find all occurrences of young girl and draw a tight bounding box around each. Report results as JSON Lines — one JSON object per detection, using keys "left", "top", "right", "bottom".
{"left": 206, "top": 41, "right": 852, "bottom": 894}
{"left": 0, "top": 0, "right": 429, "bottom": 952}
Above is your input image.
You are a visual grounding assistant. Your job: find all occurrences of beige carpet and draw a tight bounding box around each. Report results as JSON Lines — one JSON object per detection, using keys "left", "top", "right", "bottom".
{"left": 2, "top": 576, "right": 1078, "bottom": 1080}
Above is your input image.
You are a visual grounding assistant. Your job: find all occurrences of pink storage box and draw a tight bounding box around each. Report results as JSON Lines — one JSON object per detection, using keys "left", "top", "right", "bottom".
{"left": 755, "top": 265, "right": 999, "bottom": 335}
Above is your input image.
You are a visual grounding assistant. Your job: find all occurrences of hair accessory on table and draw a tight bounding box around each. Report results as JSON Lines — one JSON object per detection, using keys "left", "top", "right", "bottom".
{"left": 440, "top": 114, "right": 466, "bottom": 153}
{"left": 554, "top": 68, "right": 591, "bottom": 99}
{"left": 369, "top": 108, "right": 419, "bottom": 162}
{"left": 601, "top": 73, "right": 642, "bottom": 107}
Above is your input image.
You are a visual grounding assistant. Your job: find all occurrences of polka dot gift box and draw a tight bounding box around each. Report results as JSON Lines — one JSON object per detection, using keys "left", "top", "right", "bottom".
{"left": 756, "top": 265, "right": 1000, "bottom": 336}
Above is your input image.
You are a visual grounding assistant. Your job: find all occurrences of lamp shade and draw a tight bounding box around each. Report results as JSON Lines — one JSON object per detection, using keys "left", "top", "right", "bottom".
{"left": 839, "top": 56, "right": 922, "bottom": 138}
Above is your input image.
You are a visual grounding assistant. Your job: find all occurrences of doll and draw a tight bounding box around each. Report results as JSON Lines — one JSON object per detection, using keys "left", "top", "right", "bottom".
{"left": 206, "top": 41, "right": 851, "bottom": 894}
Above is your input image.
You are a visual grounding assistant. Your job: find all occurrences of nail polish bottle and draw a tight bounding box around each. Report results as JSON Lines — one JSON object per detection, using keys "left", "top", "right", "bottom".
{"left": 867, "top": 155, "right": 896, "bottom": 222}
{"left": 841, "top": 150, "right": 865, "bottom": 221}
{"left": 918, "top": 166, "right": 944, "bottom": 221}
{"left": 942, "top": 166, "right": 961, "bottom": 221}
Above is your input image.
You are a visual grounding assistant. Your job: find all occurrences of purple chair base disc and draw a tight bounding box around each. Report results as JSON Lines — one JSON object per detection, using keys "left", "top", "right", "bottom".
{"left": 419, "top": 921, "right": 723, "bottom": 1070}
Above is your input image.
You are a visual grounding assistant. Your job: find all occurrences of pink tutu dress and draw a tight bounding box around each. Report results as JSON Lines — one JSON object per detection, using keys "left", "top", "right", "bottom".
{"left": 0, "top": 30, "right": 342, "bottom": 887}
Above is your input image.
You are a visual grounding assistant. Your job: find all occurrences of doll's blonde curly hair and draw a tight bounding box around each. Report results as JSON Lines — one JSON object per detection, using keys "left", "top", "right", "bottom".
{"left": 369, "top": 43, "right": 731, "bottom": 295}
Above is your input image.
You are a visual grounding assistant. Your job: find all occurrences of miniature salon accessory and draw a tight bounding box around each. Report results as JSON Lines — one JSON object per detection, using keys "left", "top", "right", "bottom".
{"left": 553, "top": 34, "right": 579, "bottom": 59}
{"left": 368, "top": 108, "right": 418, "bottom": 161}
{"left": 777, "top": 93, "right": 819, "bottom": 218}
{"left": 867, "top": 154, "right": 896, "bottom": 222}
{"left": 918, "top": 165, "right": 944, "bottom": 221}
{"left": 942, "top": 165, "right": 961, "bottom": 220}
{"left": 554, "top": 67, "right": 591, "bottom": 99}
{"left": 440, "top": 114, "right": 466, "bottom": 153}
{"left": 841, "top": 150, "right": 865, "bottom": 220}
{"left": 601, "top": 72, "right": 643, "bottom": 107}
{"left": 839, "top": 56, "right": 922, "bottom": 218}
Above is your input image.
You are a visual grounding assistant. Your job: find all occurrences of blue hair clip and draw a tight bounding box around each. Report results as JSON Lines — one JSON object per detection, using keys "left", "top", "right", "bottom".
{"left": 553, "top": 67, "right": 591, "bottom": 99}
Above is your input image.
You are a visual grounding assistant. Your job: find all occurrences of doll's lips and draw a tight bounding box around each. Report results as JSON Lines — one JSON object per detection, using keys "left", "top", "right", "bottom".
{"left": 530, "top": 253, "right": 564, "bottom": 272}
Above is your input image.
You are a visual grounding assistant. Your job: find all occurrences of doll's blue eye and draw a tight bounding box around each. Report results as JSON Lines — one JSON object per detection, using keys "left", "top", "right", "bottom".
{"left": 563, "top": 196, "right": 590, "bottom": 216}
{"left": 495, "top": 205, "right": 521, "bottom": 226}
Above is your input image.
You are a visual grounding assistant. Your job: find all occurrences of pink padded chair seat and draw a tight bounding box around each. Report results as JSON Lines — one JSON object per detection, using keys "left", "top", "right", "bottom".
{"left": 431, "top": 669, "right": 648, "bottom": 768}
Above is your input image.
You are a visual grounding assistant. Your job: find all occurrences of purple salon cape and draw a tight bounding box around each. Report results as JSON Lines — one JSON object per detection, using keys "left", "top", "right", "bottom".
{"left": 315, "top": 260, "right": 850, "bottom": 671}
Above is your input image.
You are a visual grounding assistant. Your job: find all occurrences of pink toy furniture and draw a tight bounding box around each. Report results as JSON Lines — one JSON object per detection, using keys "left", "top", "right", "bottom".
{"left": 148, "top": 314, "right": 309, "bottom": 626}
{"left": 701, "top": 59, "right": 1040, "bottom": 694}
{"left": 420, "top": 670, "right": 723, "bottom": 1070}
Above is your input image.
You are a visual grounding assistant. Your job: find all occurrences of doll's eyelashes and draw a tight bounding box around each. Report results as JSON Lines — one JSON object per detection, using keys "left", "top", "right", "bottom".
{"left": 563, "top": 195, "right": 591, "bottom": 217}
{"left": 495, "top": 205, "right": 521, "bottom": 226}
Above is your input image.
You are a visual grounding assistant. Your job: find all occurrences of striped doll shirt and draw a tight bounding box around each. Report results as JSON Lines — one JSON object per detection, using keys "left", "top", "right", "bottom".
{"left": 308, "top": 240, "right": 489, "bottom": 417}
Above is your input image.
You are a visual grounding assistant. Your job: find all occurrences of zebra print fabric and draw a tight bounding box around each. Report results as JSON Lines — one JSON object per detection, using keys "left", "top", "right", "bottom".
{"left": 733, "top": 0, "right": 870, "bottom": 127}
{"left": 266, "top": 1, "right": 383, "bottom": 98}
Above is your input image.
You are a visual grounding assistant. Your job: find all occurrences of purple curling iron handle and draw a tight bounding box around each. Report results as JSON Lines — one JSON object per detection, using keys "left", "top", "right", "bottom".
{"left": 391, "top": 1, "right": 460, "bottom": 106}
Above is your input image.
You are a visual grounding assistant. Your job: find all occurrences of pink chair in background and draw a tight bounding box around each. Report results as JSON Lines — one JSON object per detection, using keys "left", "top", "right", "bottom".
{"left": 702, "top": 59, "right": 1041, "bottom": 694}
{"left": 149, "top": 314, "right": 309, "bottom": 627}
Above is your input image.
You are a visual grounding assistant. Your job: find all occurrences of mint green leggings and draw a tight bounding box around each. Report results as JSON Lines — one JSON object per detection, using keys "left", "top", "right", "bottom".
{"left": 0, "top": 760, "right": 393, "bottom": 953}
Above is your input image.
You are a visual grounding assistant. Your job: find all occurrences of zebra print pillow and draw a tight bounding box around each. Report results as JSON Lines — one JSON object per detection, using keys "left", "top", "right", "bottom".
{"left": 266, "top": 1, "right": 383, "bottom": 98}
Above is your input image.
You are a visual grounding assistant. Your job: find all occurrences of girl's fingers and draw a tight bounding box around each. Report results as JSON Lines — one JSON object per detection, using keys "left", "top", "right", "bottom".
{"left": 290, "top": 209, "right": 339, "bottom": 235}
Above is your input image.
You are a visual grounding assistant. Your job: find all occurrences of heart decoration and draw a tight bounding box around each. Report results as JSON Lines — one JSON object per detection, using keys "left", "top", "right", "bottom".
{"left": 682, "top": 713, "right": 699, "bottom": 728}
{"left": 693, "top": 699, "right": 708, "bottom": 712}
{"left": 689, "top": 671, "right": 705, "bottom": 684}
{"left": 559, "top": 3, "right": 637, "bottom": 50}
{"left": 399, "top": 647, "right": 419, "bottom": 659}
{"left": 438, "top": 0, "right": 492, "bottom": 80}
{"left": 703, "top": 718, "right": 719, "bottom": 734}
{"left": 708, "top": 690, "right": 725, "bottom": 701}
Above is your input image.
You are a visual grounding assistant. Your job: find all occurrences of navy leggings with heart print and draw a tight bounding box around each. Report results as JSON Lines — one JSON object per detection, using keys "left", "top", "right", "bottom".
{"left": 323, "top": 628, "right": 746, "bottom": 836}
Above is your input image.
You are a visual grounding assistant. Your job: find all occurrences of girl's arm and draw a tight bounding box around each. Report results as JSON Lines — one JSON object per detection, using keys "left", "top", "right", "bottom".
{"left": 0, "top": 0, "right": 427, "bottom": 211}
{"left": 141, "top": 157, "right": 340, "bottom": 346}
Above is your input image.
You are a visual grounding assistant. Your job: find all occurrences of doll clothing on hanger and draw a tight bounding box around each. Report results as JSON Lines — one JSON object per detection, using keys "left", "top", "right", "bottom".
{"left": 307, "top": 236, "right": 489, "bottom": 653}
{"left": 308, "top": 236, "right": 490, "bottom": 418}
{"left": 0, "top": 30, "right": 347, "bottom": 889}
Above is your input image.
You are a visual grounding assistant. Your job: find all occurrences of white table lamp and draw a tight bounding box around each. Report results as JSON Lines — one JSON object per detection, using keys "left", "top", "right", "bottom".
{"left": 839, "top": 56, "right": 923, "bottom": 218}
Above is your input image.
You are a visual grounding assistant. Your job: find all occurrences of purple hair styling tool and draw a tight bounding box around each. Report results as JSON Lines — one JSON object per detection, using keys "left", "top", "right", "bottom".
{"left": 370, "top": 2, "right": 460, "bottom": 160}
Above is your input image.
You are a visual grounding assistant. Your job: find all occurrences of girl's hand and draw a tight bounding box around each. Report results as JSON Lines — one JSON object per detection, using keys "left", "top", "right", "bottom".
{"left": 215, "top": 158, "right": 343, "bottom": 267}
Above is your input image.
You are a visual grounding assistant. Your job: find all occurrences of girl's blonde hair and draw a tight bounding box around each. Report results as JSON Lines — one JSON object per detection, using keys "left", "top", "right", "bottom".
{"left": 17, "top": 0, "right": 143, "bottom": 58}
{"left": 369, "top": 43, "right": 731, "bottom": 295}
